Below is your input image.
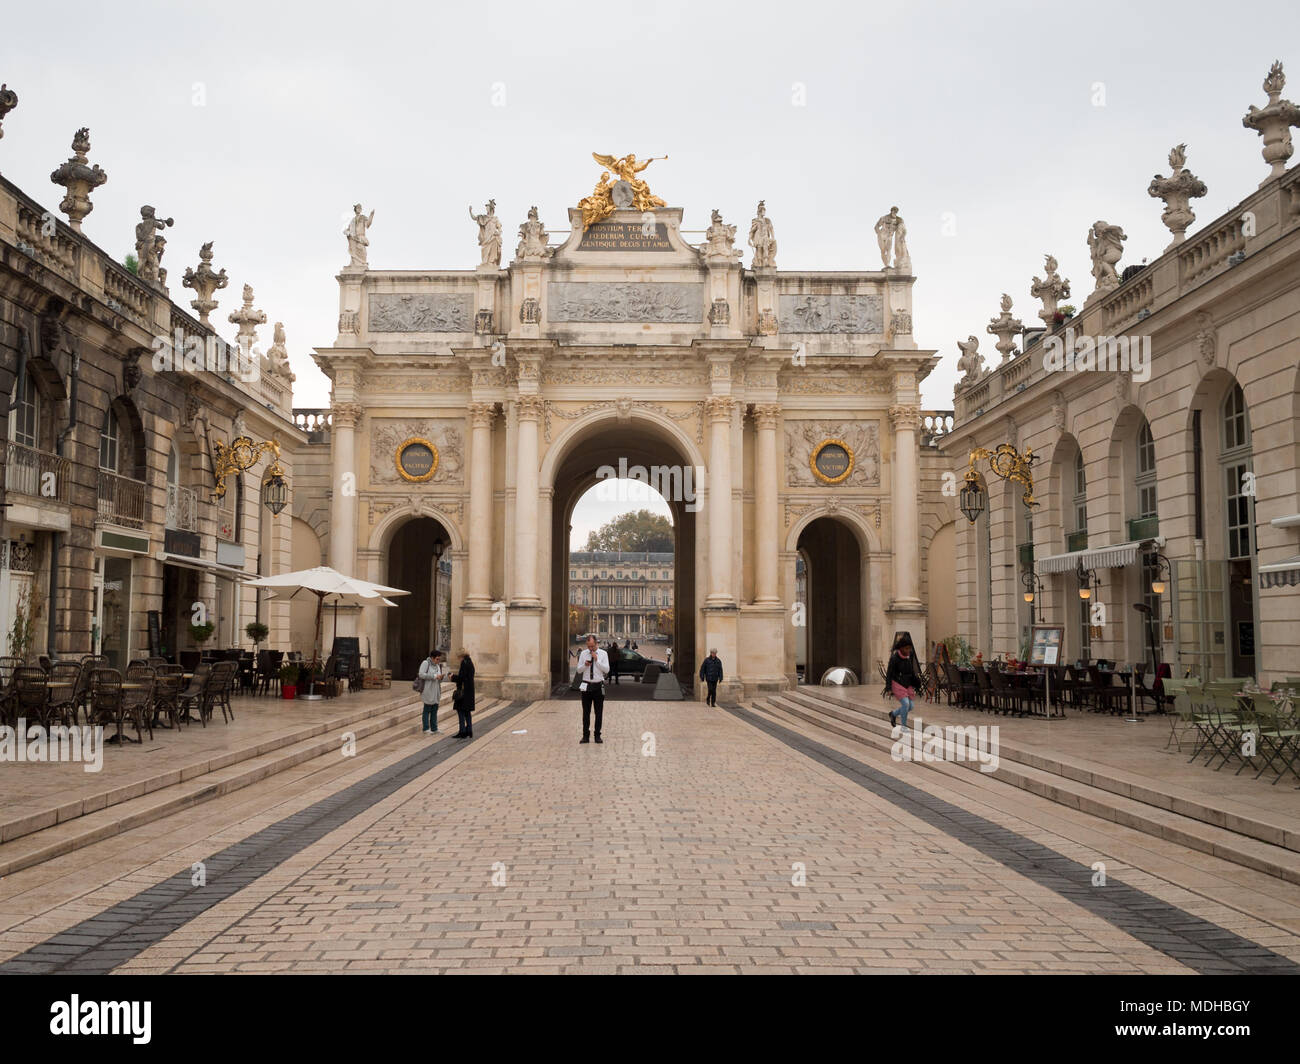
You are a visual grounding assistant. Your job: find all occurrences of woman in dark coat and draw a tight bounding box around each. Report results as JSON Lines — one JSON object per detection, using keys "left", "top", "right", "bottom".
{"left": 885, "top": 634, "right": 924, "bottom": 731}
{"left": 452, "top": 648, "right": 476, "bottom": 739}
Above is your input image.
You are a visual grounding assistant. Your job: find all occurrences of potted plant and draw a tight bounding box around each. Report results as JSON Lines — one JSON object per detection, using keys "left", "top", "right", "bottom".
{"left": 279, "top": 663, "right": 300, "bottom": 699}
{"left": 188, "top": 620, "right": 215, "bottom": 647}
{"left": 1052, "top": 303, "right": 1077, "bottom": 326}
{"left": 245, "top": 621, "right": 269, "bottom": 648}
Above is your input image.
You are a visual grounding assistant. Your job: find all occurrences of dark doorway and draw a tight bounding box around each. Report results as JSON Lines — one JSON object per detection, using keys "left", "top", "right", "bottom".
{"left": 386, "top": 517, "right": 450, "bottom": 679}
{"left": 797, "top": 517, "right": 864, "bottom": 683}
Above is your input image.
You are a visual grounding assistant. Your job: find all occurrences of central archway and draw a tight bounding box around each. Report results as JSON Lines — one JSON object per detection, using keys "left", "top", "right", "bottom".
{"left": 544, "top": 410, "right": 702, "bottom": 689}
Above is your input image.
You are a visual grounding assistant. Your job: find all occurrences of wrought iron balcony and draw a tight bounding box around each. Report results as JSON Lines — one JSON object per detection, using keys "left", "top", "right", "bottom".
{"left": 4, "top": 440, "right": 71, "bottom": 502}
{"left": 97, "top": 469, "right": 148, "bottom": 529}
{"left": 1066, "top": 530, "right": 1088, "bottom": 552}
{"left": 1127, "top": 515, "right": 1159, "bottom": 541}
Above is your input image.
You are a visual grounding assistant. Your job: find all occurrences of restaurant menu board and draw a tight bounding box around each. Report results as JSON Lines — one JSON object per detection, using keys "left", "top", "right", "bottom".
{"left": 1029, "top": 625, "right": 1064, "bottom": 666}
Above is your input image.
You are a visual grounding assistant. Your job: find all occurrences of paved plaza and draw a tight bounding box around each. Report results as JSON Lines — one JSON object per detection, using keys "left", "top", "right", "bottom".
{"left": 2, "top": 695, "right": 1298, "bottom": 975}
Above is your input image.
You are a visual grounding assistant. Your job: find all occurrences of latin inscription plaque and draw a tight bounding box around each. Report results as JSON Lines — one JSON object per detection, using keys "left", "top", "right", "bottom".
{"left": 578, "top": 222, "right": 673, "bottom": 251}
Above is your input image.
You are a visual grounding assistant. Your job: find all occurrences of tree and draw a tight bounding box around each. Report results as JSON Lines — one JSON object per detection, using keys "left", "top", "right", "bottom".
{"left": 584, "top": 510, "right": 672, "bottom": 552}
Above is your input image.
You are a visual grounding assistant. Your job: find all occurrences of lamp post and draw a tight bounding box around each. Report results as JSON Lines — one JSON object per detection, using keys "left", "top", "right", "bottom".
{"left": 212, "top": 435, "right": 290, "bottom": 517}
{"left": 1021, "top": 567, "right": 1043, "bottom": 627}
{"left": 959, "top": 443, "right": 1040, "bottom": 524}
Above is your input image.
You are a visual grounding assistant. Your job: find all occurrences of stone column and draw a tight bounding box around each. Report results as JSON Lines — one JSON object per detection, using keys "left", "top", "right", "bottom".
{"left": 512, "top": 395, "right": 544, "bottom": 605}
{"left": 753, "top": 403, "right": 782, "bottom": 604}
{"left": 890, "top": 403, "right": 923, "bottom": 609}
{"left": 705, "top": 396, "right": 735, "bottom": 606}
{"left": 329, "top": 402, "right": 364, "bottom": 575}
{"left": 466, "top": 402, "right": 495, "bottom": 604}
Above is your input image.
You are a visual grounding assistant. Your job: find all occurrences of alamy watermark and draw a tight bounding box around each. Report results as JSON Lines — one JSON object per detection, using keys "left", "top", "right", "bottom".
{"left": 891, "top": 717, "right": 999, "bottom": 774}
{"left": 1042, "top": 327, "right": 1151, "bottom": 383}
{"left": 0, "top": 719, "right": 104, "bottom": 773}
{"left": 594, "top": 457, "right": 703, "bottom": 512}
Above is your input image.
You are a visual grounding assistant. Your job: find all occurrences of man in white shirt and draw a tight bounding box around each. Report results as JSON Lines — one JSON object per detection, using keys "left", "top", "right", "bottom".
{"left": 576, "top": 633, "right": 609, "bottom": 744}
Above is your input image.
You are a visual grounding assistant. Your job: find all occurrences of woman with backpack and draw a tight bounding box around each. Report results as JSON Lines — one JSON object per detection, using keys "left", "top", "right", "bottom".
{"left": 418, "top": 649, "right": 446, "bottom": 735}
{"left": 886, "top": 635, "right": 923, "bottom": 731}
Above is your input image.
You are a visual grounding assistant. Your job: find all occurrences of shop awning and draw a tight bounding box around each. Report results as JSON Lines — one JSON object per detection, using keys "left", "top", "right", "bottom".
{"left": 1037, "top": 541, "right": 1143, "bottom": 574}
{"left": 1259, "top": 555, "right": 1300, "bottom": 589}
{"left": 155, "top": 551, "right": 254, "bottom": 582}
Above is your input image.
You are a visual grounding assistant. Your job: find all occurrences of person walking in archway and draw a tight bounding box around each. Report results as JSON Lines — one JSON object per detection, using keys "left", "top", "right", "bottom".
{"left": 700, "top": 648, "right": 723, "bottom": 706}
{"left": 451, "top": 647, "right": 475, "bottom": 739}
{"left": 607, "top": 641, "right": 621, "bottom": 686}
{"left": 577, "top": 634, "right": 609, "bottom": 744}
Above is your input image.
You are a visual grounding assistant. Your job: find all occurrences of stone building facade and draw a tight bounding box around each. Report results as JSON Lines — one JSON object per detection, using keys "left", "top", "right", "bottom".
{"left": 940, "top": 63, "right": 1300, "bottom": 685}
{"left": 307, "top": 170, "right": 959, "bottom": 699}
{"left": 0, "top": 111, "right": 303, "bottom": 666}
{"left": 566, "top": 550, "right": 674, "bottom": 642}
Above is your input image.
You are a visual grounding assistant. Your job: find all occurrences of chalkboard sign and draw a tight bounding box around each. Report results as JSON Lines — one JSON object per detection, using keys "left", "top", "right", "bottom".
{"left": 147, "top": 610, "right": 163, "bottom": 658}
{"left": 331, "top": 636, "right": 361, "bottom": 674}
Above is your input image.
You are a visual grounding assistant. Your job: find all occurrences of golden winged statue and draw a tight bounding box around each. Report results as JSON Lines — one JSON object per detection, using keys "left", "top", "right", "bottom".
{"left": 578, "top": 152, "right": 668, "bottom": 229}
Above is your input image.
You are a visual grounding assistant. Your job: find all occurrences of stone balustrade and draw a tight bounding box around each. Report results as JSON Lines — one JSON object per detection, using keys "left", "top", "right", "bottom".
{"left": 953, "top": 168, "right": 1299, "bottom": 425}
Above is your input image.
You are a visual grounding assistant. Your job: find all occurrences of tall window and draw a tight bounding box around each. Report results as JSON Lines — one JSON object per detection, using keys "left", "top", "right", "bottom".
{"left": 9, "top": 376, "right": 39, "bottom": 448}
{"left": 1222, "top": 384, "right": 1253, "bottom": 560}
{"left": 1136, "top": 421, "right": 1157, "bottom": 519}
{"left": 1072, "top": 452, "right": 1087, "bottom": 536}
{"left": 167, "top": 442, "right": 180, "bottom": 486}
{"left": 99, "top": 409, "right": 120, "bottom": 472}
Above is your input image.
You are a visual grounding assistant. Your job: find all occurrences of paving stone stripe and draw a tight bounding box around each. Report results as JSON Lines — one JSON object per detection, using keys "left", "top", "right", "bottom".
{"left": 725, "top": 704, "right": 1300, "bottom": 975}
{"left": 0, "top": 702, "right": 531, "bottom": 975}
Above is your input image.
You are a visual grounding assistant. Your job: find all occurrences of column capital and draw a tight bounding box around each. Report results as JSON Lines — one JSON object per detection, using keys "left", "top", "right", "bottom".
{"left": 516, "top": 394, "right": 546, "bottom": 422}
{"left": 888, "top": 403, "right": 922, "bottom": 431}
{"left": 751, "top": 402, "right": 782, "bottom": 429}
{"left": 468, "top": 401, "right": 497, "bottom": 427}
{"left": 330, "top": 401, "right": 365, "bottom": 428}
{"left": 704, "top": 395, "right": 735, "bottom": 422}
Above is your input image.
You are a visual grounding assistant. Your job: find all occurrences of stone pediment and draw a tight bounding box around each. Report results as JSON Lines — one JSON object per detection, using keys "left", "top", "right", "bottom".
{"left": 551, "top": 208, "right": 701, "bottom": 267}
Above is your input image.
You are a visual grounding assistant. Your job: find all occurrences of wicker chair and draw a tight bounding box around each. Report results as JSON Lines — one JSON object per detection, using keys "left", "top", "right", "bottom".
{"left": 208, "top": 660, "right": 239, "bottom": 723}
{"left": 152, "top": 667, "right": 184, "bottom": 730}
{"left": 47, "top": 661, "right": 83, "bottom": 726}
{"left": 177, "top": 663, "right": 213, "bottom": 726}
{"left": 88, "top": 669, "right": 126, "bottom": 744}
{"left": 123, "top": 663, "right": 156, "bottom": 742}
{"left": 13, "top": 666, "right": 53, "bottom": 728}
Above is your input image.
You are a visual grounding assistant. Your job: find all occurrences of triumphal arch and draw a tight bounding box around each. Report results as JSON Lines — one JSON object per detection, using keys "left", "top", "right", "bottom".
{"left": 313, "top": 156, "right": 938, "bottom": 700}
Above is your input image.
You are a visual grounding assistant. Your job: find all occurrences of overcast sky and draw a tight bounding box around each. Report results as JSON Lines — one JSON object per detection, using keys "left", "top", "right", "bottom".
{"left": 4, "top": 1, "right": 1296, "bottom": 413}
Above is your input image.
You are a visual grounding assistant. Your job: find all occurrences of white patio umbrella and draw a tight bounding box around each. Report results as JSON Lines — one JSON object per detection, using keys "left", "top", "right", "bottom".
{"left": 244, "top": 566, "right": 409, "bottom": 664}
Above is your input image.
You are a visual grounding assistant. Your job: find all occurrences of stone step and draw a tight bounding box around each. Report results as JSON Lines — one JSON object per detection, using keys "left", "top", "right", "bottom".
{"left": 0, "top": 695, "right": 508, "bottom": 880}
{"left": 0, "top": 688, "right": 430, "bottom": 847}
{"left": 780, "top": 686, "right": 1300, "bottom": 855}
{"left": 749, "top": 694, "right": 1300, "bottom": 887}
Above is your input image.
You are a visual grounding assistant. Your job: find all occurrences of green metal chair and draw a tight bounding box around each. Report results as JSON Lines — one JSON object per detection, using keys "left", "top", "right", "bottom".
{"left": 1248, "top": 694, "right": 1299, "bottom": 784}
{"left": 1161, "top": 678, "right": 1204, "bottom": 751}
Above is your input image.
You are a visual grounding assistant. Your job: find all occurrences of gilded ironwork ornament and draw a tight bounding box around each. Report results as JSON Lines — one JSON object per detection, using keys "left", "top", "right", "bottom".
{"left": 212, "top": 435, "right": 286, "bottom": 502}
{"left": 964, "top": 443, "right": 1039, "bottom": 511}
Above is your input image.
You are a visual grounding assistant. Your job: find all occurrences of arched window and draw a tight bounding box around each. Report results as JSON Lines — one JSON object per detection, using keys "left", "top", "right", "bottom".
{"left": 9, "top": 376, "right": 39, "bottom": 449}
{"left": 99, "top": 409, "right": 120, "bottom": 473}
{"left": 166, "top": 442, "right": 180, "bottom": 487}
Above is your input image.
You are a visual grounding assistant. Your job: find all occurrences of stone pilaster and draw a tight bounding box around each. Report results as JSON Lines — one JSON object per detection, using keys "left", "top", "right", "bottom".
{"left": 328, "top": 402, "right": 364, "bottom": 575}
{"left": 752, "top": 403, "right": 782, "bottom": 604}
{"left": 466, "top": 401, "right": 496, "bottom": 604}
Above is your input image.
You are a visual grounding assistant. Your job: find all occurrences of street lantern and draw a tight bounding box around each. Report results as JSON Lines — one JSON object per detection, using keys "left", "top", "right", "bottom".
{"left": 1150, "top": 552, "right": 1171, "bottom": 595}
{"left": 1021, "top": 567, "right": 1042, "bottom": 626}
{"left": 1077, "top": 564, "right": 1098, "bottom": 600}
{"left": 959, "top": 470, "right": 986, "bottom": 523}
{"left": 262, "top": 460, "right": 289, "bottom": 516}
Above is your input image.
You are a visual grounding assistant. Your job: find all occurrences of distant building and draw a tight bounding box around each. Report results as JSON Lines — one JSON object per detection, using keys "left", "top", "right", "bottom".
{"left": 567, "top": 550, "right": 672, "bottom": 641}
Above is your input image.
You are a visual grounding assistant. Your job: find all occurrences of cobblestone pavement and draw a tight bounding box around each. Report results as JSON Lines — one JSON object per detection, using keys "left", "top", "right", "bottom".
{"left": 4, "top": 699, "right": 1299, "bottom": 974}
